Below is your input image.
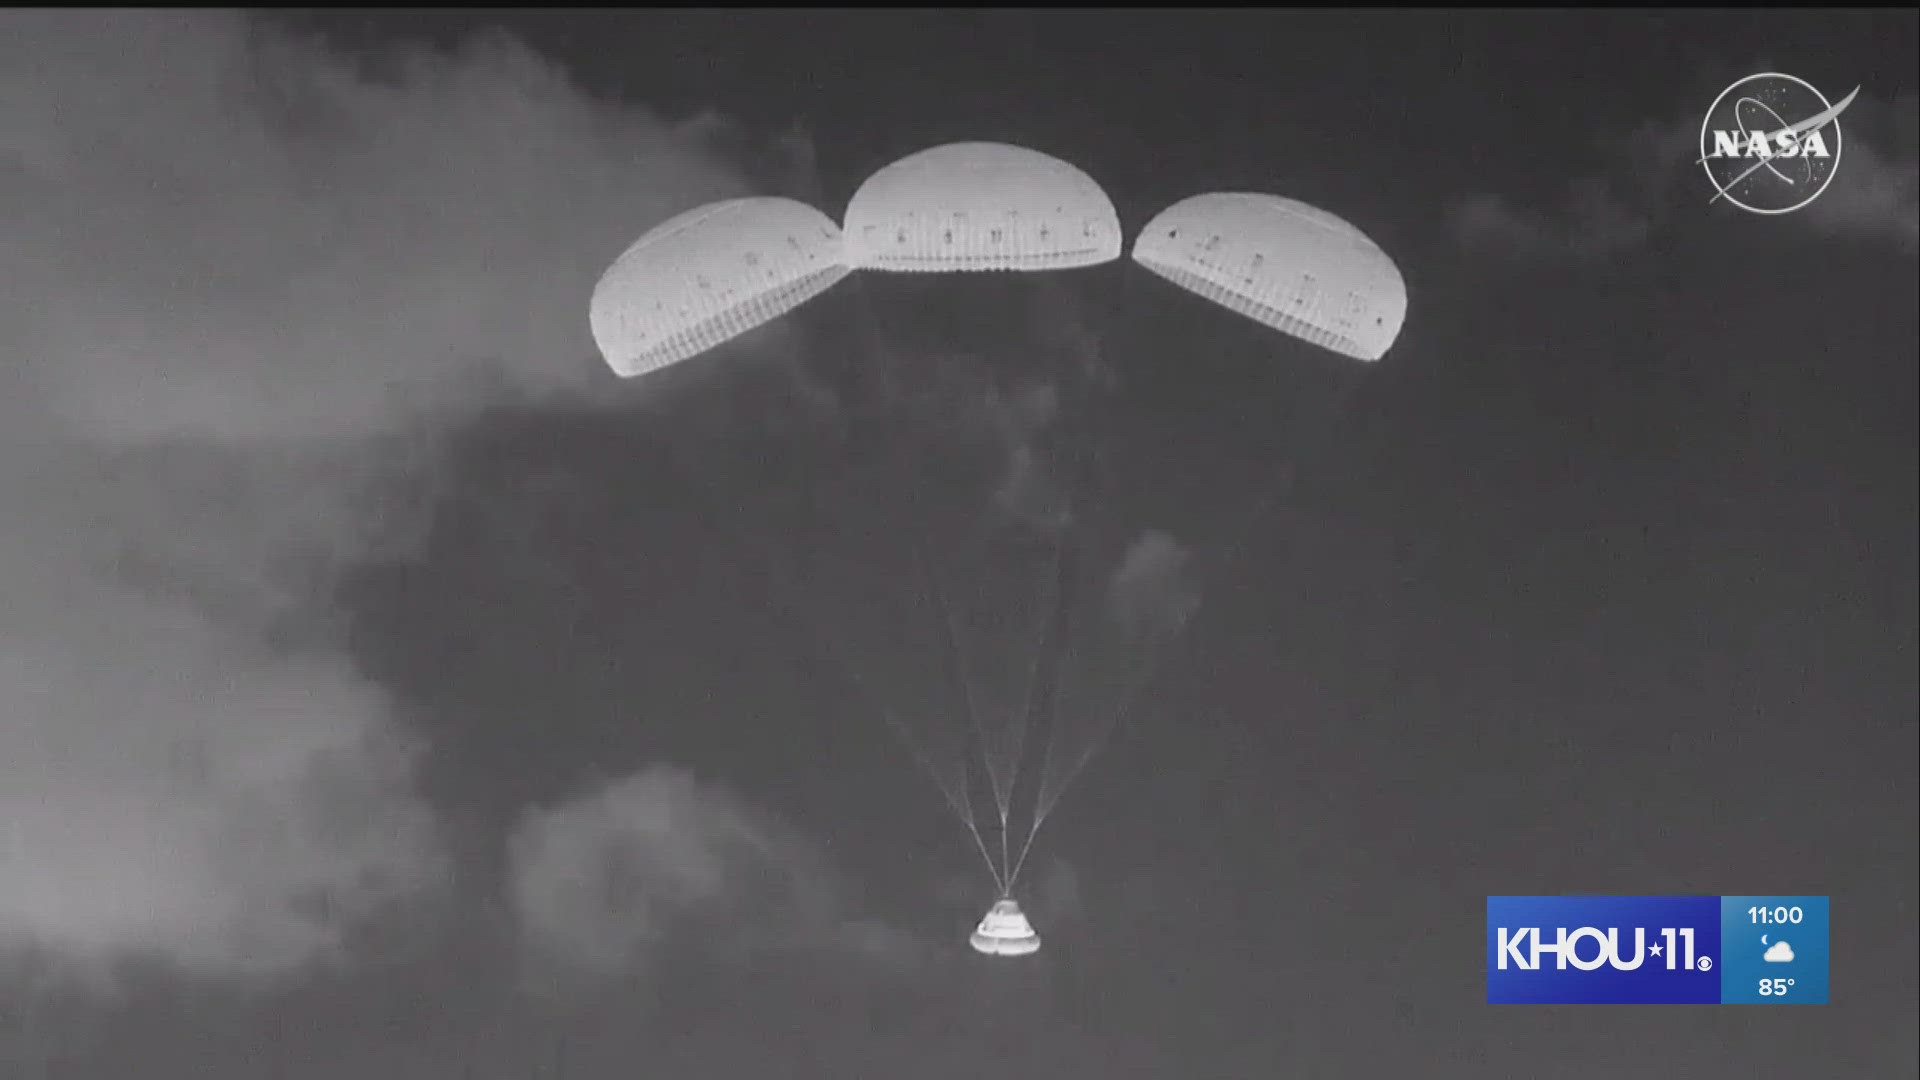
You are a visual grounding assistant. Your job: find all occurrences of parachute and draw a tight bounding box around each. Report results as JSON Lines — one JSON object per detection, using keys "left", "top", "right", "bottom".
{"left": 842, "top": 142, "right": 1122, "bottom": 272}
{"left": 584, "top": 156, "right": 1408, "bottom": 961}
{"left": 829, "top": 142, "right": 1146, "bottom": 956}
{"left": 1131, "top": 192, "right": 1407, "bottom": 362}
{"left": 589, "top": 196, "right": 850, "bottom": 377}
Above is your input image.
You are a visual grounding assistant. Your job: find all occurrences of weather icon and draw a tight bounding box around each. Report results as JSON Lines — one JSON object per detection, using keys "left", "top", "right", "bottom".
{"left": 1763, "top": 940, "right": 1796, "bottom": 963}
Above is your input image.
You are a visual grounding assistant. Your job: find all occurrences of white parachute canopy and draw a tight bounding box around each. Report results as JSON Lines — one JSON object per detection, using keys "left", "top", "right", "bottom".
{"left": 970, "top": 898, "right": 1041, "bottom": 957}
{"left": 842, "top": 142, "right": 1122, "bottom": 272}
{"left": 590, "top": 196, "right": 851, "bottom": 378}
{"left": 1131, "top": 193, "right": 1407, "bottom": 362}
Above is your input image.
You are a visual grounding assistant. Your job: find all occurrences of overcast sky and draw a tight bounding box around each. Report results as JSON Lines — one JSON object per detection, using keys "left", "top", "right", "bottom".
{"left": 2, "top": 10, "right": 1915, "bottom": 1078}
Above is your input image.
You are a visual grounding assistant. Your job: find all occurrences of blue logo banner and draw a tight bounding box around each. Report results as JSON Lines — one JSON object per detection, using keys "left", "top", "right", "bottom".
{"left": 1487, "top": 896, "right": 1722, "bottom": 1004}
{"left": 1487, "top": 896, "right": 1830, "bottom": 1004}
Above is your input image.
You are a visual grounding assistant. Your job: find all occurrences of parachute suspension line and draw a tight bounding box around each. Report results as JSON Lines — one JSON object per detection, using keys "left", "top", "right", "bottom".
{"left": 910, "top": 513, "right": 1011, "bottom": 891}
{"left": 844, "top": 275, "right": 1020, "bottom": 892}
{"left": 956, "top": 773, "right": 1008, "bottom": 896}
{"left": 1006, "top": 580, "right": 1082, "bottom": 883}
{"left": 1006, "top": 646, "right": 1059, "bottom": 894}
{"left": 771, "top": 546, "right": 1001, "bottom": 888}
{"left": 914, "top": 540, "right": 1003, "bottom": 817}
{"left": 1029, "top": 369, "right": 1377, "bottom": 835}
{"left": 911, "top": 534, "right": 1011, "bottom": 886}
{"left": 647, "top": 425, "right": 1003, "bottom": 890}
{"left": 808, "top": 481, "right": 1001, "bottom": 889}
{"left": 1023, "top": 369, "right": 1372, "bottom": 834}
{"left": 1032, "top": 631, "right": 1163, "bottom": 828}
{"left": 987, "top": 526, "right": 1070, "bottom": 892}
{"left": 874, "top": 706, "right": 1005, "bottom": 893}
{"left": 1027, "top": 556, "right": 1189, "bottom": 831}
{"left": 1006, "top": 787, "right": 1021, "bottom": 887}
{"left": 999, "top": 263, "right": 1119, "bottom": 894}
{"left": 1004, "top": 523, "right": 1079, "bottom": 892}
{"left": 1011, "top": 530, "right": 1069, "bottom": 760}
{"left": 1006, "top": 797, "right": 1045, "bottom": 891}
{"left": 974, "top": 817, "right": 1009, "bottom": 897}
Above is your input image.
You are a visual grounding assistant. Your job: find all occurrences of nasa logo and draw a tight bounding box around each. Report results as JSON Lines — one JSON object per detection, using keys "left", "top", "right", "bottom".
{"left": 1487, "top": 896, "right": 1722, "bottom": 1003}
{"left": 1496, "top": 925, "right": 1703, "bottom": 972}
{"left": 1698, "top": 73, "right": 1859, "bottom": 215}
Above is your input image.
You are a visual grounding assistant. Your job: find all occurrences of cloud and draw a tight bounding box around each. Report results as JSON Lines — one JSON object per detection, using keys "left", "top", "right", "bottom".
{"left": 1450, "top": 89, "right": 1918, "bottom": 261}
{"left": 1764, "top": 940, "right": 1796, "bottom": 963}
{"left": 0, "top": 12, "right": 760, "bottom": 978}
{"left": 1450, "top": 179, "right": 1653, "bottom": 264}
{"left": 1801, "top": 92, "right": 1919, "bottom": 251}
{"left": 988, "top": 382, "right": 1075, "bottom": 531}
{"left": 506, "top": 765, "right": 905, "bottom": 978}
{"left": 1108, "top": 530, "right": 1201, "bottom": 640}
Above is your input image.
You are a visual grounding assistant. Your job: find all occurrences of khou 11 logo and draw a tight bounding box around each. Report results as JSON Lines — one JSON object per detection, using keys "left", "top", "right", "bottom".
{"left": 1487, "top": 896, "right": 1722, "bottom": 1004}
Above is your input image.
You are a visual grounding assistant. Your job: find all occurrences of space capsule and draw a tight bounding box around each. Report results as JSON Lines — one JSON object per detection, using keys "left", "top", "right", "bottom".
{"left": 970, "top": 897, "right": 1041, "bottom": 957}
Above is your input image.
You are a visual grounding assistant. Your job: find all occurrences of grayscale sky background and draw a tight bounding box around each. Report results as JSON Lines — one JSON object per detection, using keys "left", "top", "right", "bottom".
{"left": 2, "top": 10, "right": 1915, "bottom": 1078}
